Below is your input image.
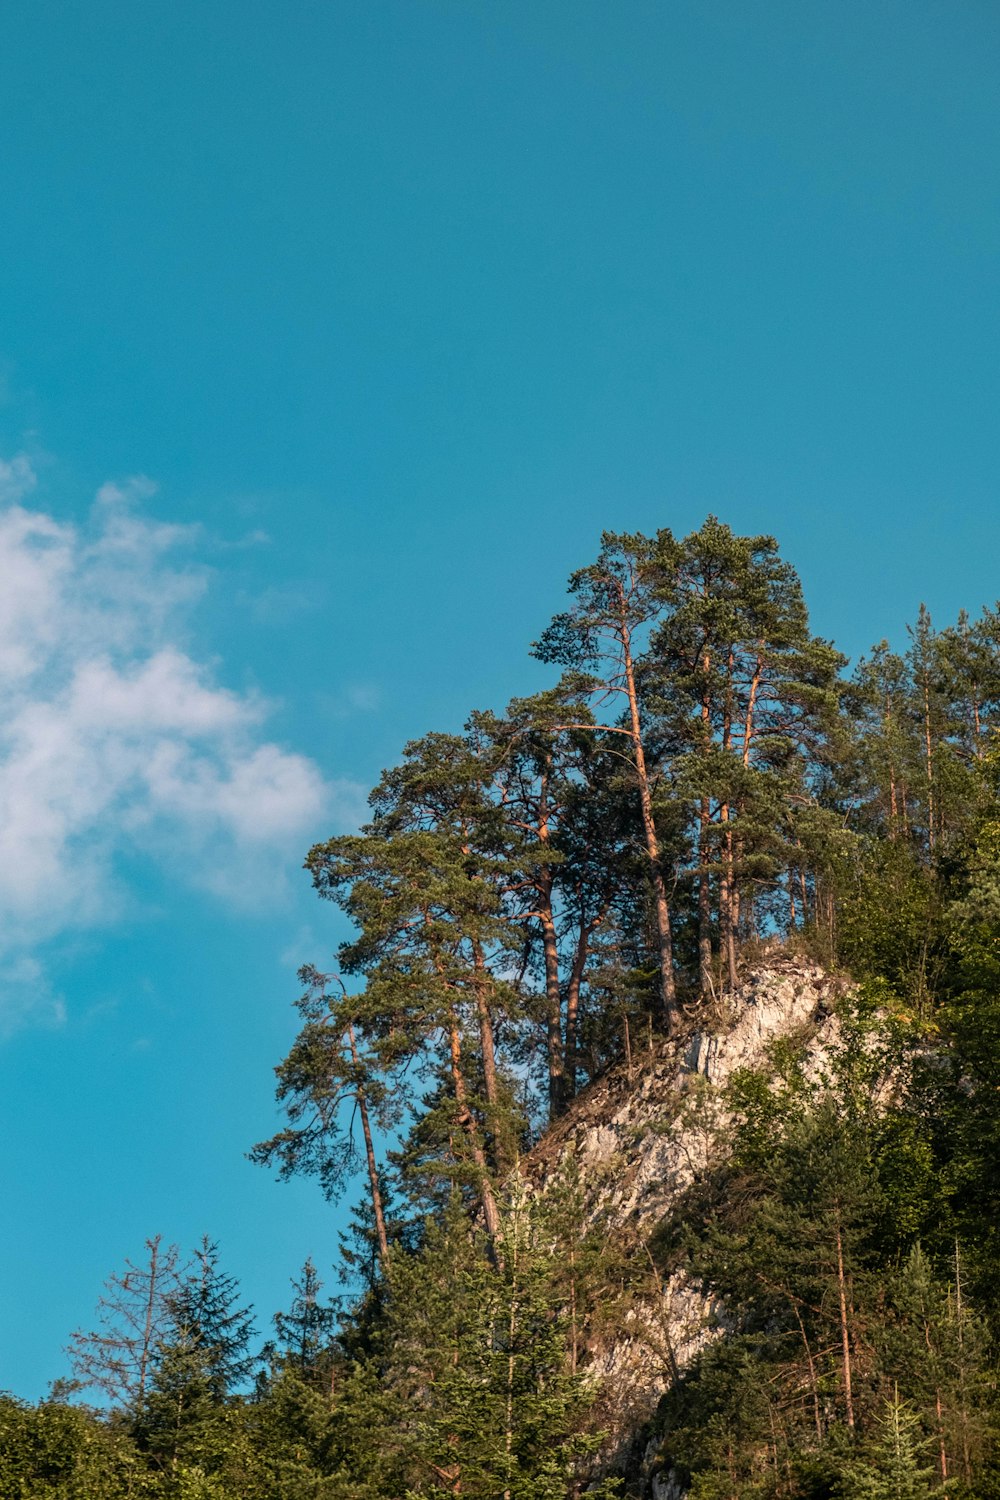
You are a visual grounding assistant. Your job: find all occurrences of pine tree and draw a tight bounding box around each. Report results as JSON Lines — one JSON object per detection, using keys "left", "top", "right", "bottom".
{"left": 646, "top": 516, "right": 844, "bottom": 994}
{"left": 532, "top": 530, "right": 683, "bottom": 1027}
{"left": 251, "top": 967, "right": 394, "bottom": 1265}
{"left": 468, "top": 689, "right": 630, "bottom": 1118}
{"left": 306, "top": 743, "right": 530, "bottom": 1242}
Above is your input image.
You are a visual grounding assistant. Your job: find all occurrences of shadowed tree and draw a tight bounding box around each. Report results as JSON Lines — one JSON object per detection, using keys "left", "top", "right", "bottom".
{"left": 532, "top": 530, "right": 683, "bottom": 1028}
{"left": 468, "top": 688, "right": 628, "bottom": 1117}
{"left": 251, "top": 966, "right": 394, "bottom": 1266}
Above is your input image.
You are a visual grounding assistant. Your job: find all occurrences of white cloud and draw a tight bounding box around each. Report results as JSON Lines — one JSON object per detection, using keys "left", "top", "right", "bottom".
{"left": 0, "top": 453, "right": 36, "bottom": 504}
{"left": 0, "top": 457, "right": 353, "bottom": 1033}
{"left": 0, "top": 954, "right": 66, "bottom": 1040}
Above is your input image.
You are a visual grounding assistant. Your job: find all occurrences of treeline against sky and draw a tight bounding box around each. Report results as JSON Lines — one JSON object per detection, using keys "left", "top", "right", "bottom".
{"left": 9, "top": 519, "right": 1000, "bottom": 1496}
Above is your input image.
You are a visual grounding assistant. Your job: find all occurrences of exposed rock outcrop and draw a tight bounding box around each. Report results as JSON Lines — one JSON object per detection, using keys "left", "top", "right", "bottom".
{"left": 524, "top": 954, "right": 850, "bottom": 1491}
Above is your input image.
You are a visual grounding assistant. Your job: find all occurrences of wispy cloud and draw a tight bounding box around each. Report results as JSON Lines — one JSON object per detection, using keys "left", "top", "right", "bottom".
{"left": 0, "top": 458, "right": 358, "bottom": 1035}
{"left": 313, "top": 681, "right": 383, "bottom": 720}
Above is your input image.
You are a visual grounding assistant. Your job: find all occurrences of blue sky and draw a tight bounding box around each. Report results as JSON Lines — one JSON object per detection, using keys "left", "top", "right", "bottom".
{"left": 2, "top": 0, "right": 999, "bottom": 1398}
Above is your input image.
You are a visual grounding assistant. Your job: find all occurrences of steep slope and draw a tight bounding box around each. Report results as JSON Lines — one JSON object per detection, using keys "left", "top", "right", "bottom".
{"left": 524, "top": 955, "right": 850, "bottom": 1490}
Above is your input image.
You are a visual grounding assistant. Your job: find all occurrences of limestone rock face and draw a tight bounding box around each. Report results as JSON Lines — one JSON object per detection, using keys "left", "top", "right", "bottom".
{"left": 524, "top": 955, "right": 849, "bottom": 1489}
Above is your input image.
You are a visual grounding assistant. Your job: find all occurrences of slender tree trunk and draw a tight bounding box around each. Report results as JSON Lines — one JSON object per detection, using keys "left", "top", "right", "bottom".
{"left": 731, "top": 837, "right": 742, "bottom": 936}
{"left": 619, "top": 601, "right": 676, "bottom": 1026}
{"left": 698, "top": 648, "right": 714, "bottom": 998}
{"left": 955, "top": 1240, "right": 972, "bottom": 1480}
{"left": 446, "top": 1014, "right": 502, "bottom": 1243}
{"left": 563, "top": 904, "right": 605, "bottom": 1107}
{"left": 719, "top": 652, "right": 738, "bottom": 988}
{"left": 539, "top": 890, "right": 564, "bottom": 1120}
{"left": 742, "top": 654, "right": 763, "bottom": 770}
{"left": 698, "top": 797, "right": 713, "bottom": 998}
{"left": 502, "top": 1218, "right": 521, "bottom": 1500}
{"left": 884, "top": 688, "right": 899, "bottom": 839}
{"left": 427, "top": 907, "right": 503, "bottom": 1245}
{"left": 346, "top": 1024, "right": 389, "bottom": 1265}
{"left": 973, "top": 688, "right": 982, "bottom": 752}
{"left": 457, "top": 827, "right": 501, "bottom": 1127}
{"left": 534, "top": 771, "right": 565, "bottom": 1120}
{"left": 736, "top": 657, "right": 762, "bottom": 969}
{"left": 835, "top": 1219, "right": 855, "bottom": 1429}
{"left": 793, "top": 1303, "right": 822, "bottom": 1442}
{"left": 923, "top": 672, "right": 935, "bottom": 853}
{"left": 933, "top": 1385, "right": 948, "bottom": 1484}
{"left": 137, "top": 1235, "right": 164, "bottom": 1408}
{"left": 719, "top": 810, "right": 737, "bottom": 989}
{"left": 471, "top": 940, "right": 500, "bottom": 1115}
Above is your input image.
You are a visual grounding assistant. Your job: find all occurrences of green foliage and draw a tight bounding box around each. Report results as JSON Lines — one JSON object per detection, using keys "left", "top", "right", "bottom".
{"left": 651, "top": 998, "right": 1000, "bottom": 1498}
{"left": 837, "top": 1393, "right": 936, "bottom": 1499}
{"left": 0, "top": 1394, "right": 156, "bottom": 1498}
{"left": 24, "top": 520, "right": 1000, "bottom": 1496}
{"left": 370, "top": 1190, "right": 609, "bottom": 1499}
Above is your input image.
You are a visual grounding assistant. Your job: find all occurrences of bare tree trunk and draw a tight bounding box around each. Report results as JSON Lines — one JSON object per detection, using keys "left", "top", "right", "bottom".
{"left": 535, "top": 774, "right": 565, "bottom": 1119}
{"left": 742, "top": 655, "right": 763, "bottom": 770}
{"left": 619, "top": 598, "right": 676, "bottom": 1025}
{"left": 719, "top": 653, "right": 738, "bottom": 992}
{"left": 956, "top": 1240, "right": 972, "bottom": 1480}
{"left": 542, "top": 906, "right": 566, "bottom": 1122}
{"left": 923, "top": 673, "right": 936, "bottom": 853}
{"left": 731, "top": 837, "right": 742, "bottom": 935}
{"left": 137, "top": 1235, "right": 163, "bottom": 1407}
{"left": 563, "top": 904, "right": 605, "bottom": 1106}
{"left": 539, "top": 892, "right": 564, "bottom": 1120}
{"left": 884, "top": 687, "right": 899, "bottom": 839}
{"left": 719, "top": 810, "right": 738, "bottom": 989}
{"left": 446, "top": 1015, "right": 502, "bottom": 1244}
{"left": 793, "top": 1303, "right": 822, "bottom": 1442}
{"left": 934, "top": 1388, "right": 949, "bottom": 1484}
{"left": 698, "top": 648, "right": 714, "bottom": 998}
{"left": 698, "top": 797, "right": 713, "bottom": 998}
{"left": 502, "top": 1211, "right": 521, "bottom": 1500}
{"left": 471, "top": 941, "right": 500, "bottom": 1115}
{"left": 836, "top": 1219, "right": 855, "bottom": 1429}
{"left": 346, "top": 1024, "right": 389, "bottom": 1265}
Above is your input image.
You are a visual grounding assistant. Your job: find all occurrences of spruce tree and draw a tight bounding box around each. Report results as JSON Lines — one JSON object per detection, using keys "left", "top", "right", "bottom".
{"left": 163, "top": 1237, "right": 256, "bottom": 1399}
{"left": 266, "top": 1259, "right": 340, "bottom": 1389}
{"left": 841, "top": 1392, "right": 936, "bottom": 1499}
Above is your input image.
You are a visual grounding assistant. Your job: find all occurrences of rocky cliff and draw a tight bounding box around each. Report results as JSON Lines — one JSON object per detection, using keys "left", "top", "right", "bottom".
{"left": 524, "top": 954, "right": 851, "bottom": 1495}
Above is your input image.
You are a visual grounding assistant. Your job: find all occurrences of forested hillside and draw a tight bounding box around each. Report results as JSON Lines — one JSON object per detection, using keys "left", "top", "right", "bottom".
{"left": 8, "top": 520, "right": 1000, "bottom": 1497}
